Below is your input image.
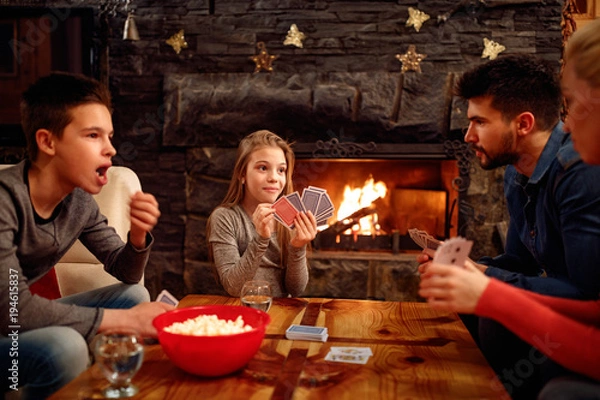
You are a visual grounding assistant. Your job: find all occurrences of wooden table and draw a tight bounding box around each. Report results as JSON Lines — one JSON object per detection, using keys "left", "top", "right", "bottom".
{"left": 50, "top": 295, "right": 508, "bottom": 399}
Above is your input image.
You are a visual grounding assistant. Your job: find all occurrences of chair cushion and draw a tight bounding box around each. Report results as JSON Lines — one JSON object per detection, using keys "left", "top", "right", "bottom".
{"left": 29, "top": 268, "right": 61, "bottom": 299}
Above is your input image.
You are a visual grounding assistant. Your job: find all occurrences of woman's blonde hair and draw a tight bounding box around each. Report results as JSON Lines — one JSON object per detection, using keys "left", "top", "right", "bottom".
{"left": 208, "top": 130, "right": 296, "bottom": 266}
{"left": 564, "top": 18, "right": 600, "bottom": 87}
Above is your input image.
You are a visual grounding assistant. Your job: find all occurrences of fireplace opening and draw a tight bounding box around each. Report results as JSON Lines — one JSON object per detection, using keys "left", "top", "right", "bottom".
{"left": 293, "top": 159, "right": 459, "bottom": 253}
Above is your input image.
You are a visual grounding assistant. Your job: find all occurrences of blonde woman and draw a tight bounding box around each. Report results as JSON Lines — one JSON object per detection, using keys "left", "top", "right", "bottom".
{"left": 207, "top": 130, "right": 317, "bottom": 297}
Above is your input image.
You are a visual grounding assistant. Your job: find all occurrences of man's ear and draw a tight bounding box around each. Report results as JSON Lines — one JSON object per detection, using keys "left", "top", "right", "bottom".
{"left": 515, "top": 112, "right": 535, "bottom": 136}
{"left": 36, "top": 129, "right": 56, "bottom": 156}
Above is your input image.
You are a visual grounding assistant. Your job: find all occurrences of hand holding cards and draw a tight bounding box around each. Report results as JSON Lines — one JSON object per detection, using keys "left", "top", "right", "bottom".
{"left": 272, "top": 186, "right": 334, "bottom": 229}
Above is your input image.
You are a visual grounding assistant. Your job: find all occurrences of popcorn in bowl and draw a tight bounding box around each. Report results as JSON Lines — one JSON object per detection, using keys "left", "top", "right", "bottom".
{"left": 152, "top": 305, "right": 271, "bottom": 377}
{"left": 163, "top": 314, "right": 253, "bottom": 336}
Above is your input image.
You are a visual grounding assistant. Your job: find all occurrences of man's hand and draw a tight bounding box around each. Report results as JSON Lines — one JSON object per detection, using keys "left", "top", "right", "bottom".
{"left": 129, "top": 191, "right": 161, "bottom": 249}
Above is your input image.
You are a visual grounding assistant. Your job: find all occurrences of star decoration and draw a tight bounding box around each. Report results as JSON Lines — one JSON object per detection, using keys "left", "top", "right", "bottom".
{"left": 395, "top": 45, "right": 427, "bottom": 73}
{"left": 283, "top": 24, "right": 306, "bottom": 48}
{"left": 166, "top": 30, "right": 188, "bottom": 54}
{"left": 249, "top": 42, "right": 278, "bottom": 73}
{"left": 481, "top": 38, "right": 506, "bottom": 60}
{"left": 406, "top": 7, "right": 431, "bottom": 32}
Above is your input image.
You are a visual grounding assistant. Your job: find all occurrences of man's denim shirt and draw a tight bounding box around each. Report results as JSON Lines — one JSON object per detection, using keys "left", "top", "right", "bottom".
{"left": 480, "top": 122, "right": 600, "bottom": 299}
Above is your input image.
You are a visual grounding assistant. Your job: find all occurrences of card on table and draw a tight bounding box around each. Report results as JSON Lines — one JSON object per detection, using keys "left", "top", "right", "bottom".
{"left": 285, "top": 324, "right": 329, "bottom": 342}
{"left": 325, "top": 346, "right": 373, "bottom": 364}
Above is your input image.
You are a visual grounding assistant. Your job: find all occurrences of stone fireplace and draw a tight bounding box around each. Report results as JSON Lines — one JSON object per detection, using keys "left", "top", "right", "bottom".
{"left": 168, "top": 71, "right": 474, "bottom": 300}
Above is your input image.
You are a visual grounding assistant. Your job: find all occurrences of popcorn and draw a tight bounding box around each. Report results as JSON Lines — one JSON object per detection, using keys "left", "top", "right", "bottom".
{"left": 164, "top": 314, "right": 253, "bottom": 336}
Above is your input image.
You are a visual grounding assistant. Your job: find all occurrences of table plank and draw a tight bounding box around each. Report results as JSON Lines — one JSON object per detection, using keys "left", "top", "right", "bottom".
{"left": 50, "top": 295, "right": 508, "bottom": 399}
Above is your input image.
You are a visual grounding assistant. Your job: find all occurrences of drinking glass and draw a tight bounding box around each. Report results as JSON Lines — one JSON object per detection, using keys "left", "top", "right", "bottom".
{"left": 94, "top": 329, "right": 144, "bottom": 398}
{"left": 240, "top": 280, "right": 272, "bottom": 312}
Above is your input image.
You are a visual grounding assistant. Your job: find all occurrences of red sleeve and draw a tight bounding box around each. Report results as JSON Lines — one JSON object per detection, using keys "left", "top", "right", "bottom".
{"left": 475, "top": 279, "right": 600, "bottom": 381}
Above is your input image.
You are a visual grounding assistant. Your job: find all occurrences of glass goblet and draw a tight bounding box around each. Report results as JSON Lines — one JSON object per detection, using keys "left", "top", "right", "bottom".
{"left": 240, "top": 280, "right": 272, "bottom": 312}
{"left": 94, "top": 329, "right": 144, "bottom": 398}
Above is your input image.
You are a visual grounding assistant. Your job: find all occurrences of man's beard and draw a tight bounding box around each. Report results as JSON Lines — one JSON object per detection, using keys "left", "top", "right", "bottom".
{"left": 474, "top": 130, "right": 520, "bottom": 170}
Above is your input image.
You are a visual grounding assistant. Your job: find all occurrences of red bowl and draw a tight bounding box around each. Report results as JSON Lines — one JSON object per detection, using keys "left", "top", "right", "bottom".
{"left": 152, "top": 305, "right": 270, "bottom": 377}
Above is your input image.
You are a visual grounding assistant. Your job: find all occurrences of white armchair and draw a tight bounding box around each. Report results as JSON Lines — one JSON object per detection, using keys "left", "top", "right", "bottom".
{"left": 56, "top": 166, "right": 144, "bottom": 296}
{"left": 0, "top": 165, "right": 143, "bottom": 297}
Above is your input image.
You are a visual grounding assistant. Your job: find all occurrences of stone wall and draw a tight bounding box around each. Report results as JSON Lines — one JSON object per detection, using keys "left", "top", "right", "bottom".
{"left": 0, "top": 0, "right": 563, "bottom": 300}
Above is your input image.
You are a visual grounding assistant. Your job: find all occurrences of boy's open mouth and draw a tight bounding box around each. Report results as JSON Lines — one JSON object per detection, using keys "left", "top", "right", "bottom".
{"left": 96, "top": 167, "right": 108, "bottom": 177}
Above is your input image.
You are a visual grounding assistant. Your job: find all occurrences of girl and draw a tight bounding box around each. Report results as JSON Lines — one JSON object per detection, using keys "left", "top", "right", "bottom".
{"left": 207, "top": 130, "right": 317, "bottom": 297}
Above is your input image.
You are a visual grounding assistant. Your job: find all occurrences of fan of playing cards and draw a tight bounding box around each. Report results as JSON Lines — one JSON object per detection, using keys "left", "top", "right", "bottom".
{"left": 409, "top": 228, "right": 473, "bottom": 267}
{"left": 272, "top": 186, "right": 334, "bottom": 229}
{"left": 408, "top": 228, "right": 443, "bottom": 257}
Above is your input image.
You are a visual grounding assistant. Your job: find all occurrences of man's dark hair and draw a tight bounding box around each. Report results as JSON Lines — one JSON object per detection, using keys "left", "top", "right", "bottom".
{"left": 455, "top": 55, "right": 562, "bottom": 131}
{"left": 20, "top": 72, "right": 112, "bottom": 160}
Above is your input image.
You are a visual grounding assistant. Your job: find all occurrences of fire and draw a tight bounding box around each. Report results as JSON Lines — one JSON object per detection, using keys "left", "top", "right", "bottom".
{"left": 337, "top": 176, "right": 387, "bottom": 235}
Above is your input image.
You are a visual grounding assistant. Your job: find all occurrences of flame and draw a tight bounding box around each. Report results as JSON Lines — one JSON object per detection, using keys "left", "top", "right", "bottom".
{"left": 337, "top": 176, "right": 387, "bottom": 235}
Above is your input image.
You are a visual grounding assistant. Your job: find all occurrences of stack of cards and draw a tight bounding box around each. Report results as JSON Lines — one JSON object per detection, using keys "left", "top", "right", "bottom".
{"left": 285, "top": 324, "right": 328, "bottom": 342}
{"left": 408, "top": 228, "right": 443, "bottom": 257}
{"left": 272, "top": 186, "right": 334, "bottom": 228}
{"left": 433, "top": 237, "right": 473, "bottom": 267}
{"left": 324, "top": 347, "right": 373, "bottom": 365}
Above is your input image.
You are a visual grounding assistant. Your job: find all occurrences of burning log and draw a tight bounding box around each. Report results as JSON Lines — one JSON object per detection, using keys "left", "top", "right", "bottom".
{"left": 322, "top": 197, "right": 384, "bottom": 236}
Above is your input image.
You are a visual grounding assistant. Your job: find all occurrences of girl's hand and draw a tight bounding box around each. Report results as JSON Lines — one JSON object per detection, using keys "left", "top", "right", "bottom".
{"left": 252, "top": 203, "right": 276, "bottom": 238}
{"left": 290, "top": 211, "right": 317, "bottom": 248}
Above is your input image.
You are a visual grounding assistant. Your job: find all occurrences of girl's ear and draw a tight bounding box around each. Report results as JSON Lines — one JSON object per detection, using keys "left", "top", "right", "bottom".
{"left": 36, "top": 129, "right": 56, "bottom": 156}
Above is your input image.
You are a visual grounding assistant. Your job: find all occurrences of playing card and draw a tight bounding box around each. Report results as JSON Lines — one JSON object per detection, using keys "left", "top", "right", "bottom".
{"left": 286, "top": 191, "right": 306, "bottom": 213}
{"left": 301, "top": 188, "right": 321, "bottom": 215}
{"left": 330, "top": 347, "right": 373, "bottom": 357}
{"left": 325, "top": 346, "right": 372, "bottom": 364}
{"left": 272, "top": 196, "right": 299, "bottom": 228}
{"left": 315, "top": 192, "right": 334, "bottom": 218}
{"left": 433, "top": 237, "right": 473, "bottom": 267}
{"left": 155, "top": 289, "right": 179, "bottom": 306}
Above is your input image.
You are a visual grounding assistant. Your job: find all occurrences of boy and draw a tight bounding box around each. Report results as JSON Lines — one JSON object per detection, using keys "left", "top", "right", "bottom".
{"left": 0, "top": 72, "right": 173, "bottom": 399}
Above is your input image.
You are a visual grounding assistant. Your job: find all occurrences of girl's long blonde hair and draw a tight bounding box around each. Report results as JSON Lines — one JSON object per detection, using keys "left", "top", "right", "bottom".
{"left": 208, "top": 130, "right": 296, "bottom": 267}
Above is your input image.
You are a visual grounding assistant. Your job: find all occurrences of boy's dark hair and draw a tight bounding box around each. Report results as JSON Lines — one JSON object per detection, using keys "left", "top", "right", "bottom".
{"left": 20, "top": 72, "right": 112, "bottom": 160}
{"left": 455, "top": 55, "right": 562, "bottom": 131}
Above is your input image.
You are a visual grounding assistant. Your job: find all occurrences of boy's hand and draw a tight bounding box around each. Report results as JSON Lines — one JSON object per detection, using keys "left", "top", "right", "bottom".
{"left": 101, "top": 301, "right": 174, "bottom": 338}
{"left": 129, "top": 191, "right": 161, "bottom": 249}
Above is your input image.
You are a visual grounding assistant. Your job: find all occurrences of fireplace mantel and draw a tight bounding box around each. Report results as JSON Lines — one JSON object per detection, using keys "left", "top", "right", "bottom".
{"left": 162, "top": 71, "right": 462, "bottom": 148}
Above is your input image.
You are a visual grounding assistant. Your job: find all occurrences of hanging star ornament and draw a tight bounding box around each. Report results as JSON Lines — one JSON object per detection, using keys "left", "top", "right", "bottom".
{"left": 166, "top": 30, "right": 188, "bottom": 54}
{"left": 481, "top": 38, "right": 506, "bottom": 60}
{"left": 283, "top": 24, "right": 306, "bottom": 48}
{"left": 396, "top": 45, "right": 427, "bottom": 73}
{"left": 249, "top": 42, "right": 278, "bottom": 73}
{"left": 406, "top": 7, "right": 431, "bottom": 32}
